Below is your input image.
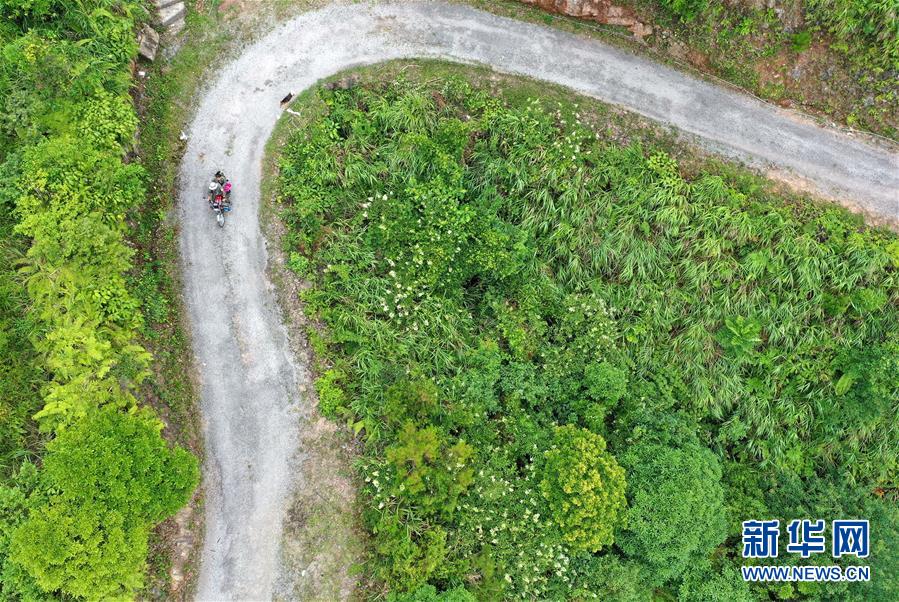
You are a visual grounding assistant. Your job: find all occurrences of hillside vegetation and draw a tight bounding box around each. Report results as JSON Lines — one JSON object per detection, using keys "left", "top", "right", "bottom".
{"left": 501, "top": 0, "right": 899, "bottom": 139}
{"left": 0, "top": 1, "right": 198, "bottom": 598}
{"left": 648, "top": 0, "right": 899, "bottom": 137}
{"left": 276, "top": 75, "right": 899, "bottom": 600}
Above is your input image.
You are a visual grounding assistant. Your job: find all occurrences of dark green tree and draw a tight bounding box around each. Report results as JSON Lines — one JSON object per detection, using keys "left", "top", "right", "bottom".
{"left": 618, "top": 432, "right": 727, "bottom": 583}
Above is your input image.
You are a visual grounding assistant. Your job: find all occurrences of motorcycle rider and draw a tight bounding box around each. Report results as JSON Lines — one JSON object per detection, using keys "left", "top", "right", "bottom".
{"left": 207, "top": 181, "right": 223, "bottom": 208}
{"left": 211, "top": 170, "right": 231, "bottom": 206}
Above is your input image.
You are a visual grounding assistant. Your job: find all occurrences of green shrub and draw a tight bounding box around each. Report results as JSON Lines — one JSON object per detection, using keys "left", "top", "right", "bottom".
{"left": 371, "top": 512, "right": 448, "bottom": 591}
{"left": 540, "top": 425, "right": 627, "bottom": 552}
{"left": 386, "top": 422, "right": 475, "bottom": 519}
{"left": 584, "top": 361, "right": 628, "bottom": 405}
{"left": 660, "top": 0, "right": 708, "bottom": 22}
{"left": 0, "top": 216, "right": 43, "bottom": 477}
{"left": 7, "top": 408, "right": 198, "bottom": 599}
{"left": 384, "top": 379, "right": 439, "bottom": 426}
{"left": 386, "top": 584, "right": 476, "bottom": 602}
{"left": 287, "top": 251, "right": 310, "bottom": 276}
{"left": 0, "top": 462, "right": 44, "bottom": 599}
{"left": 714, "top": 315, "right": 762, "bottom": 360}
{"left": 314, "top": 368, "right": 348, "bottom": 418}
{"left": 618, "top": 437, "right": 727, "bottom": 583}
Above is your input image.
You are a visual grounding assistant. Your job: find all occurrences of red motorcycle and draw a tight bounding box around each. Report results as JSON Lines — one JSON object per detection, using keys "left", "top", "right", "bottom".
{"left": 207, "top": 180, "right": 233, "bottom": 227}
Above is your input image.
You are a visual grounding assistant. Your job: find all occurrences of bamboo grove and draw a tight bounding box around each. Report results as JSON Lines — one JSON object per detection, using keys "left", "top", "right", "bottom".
{"left": 277, "top": 77, "right": 899, "bottom": 600}
{"left": 0, "top": 1, "right": 198, "bottom": 599}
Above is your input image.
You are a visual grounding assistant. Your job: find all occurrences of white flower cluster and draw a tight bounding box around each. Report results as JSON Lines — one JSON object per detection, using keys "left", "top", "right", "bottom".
{"left": 455, "top": 460, "right": 577, "bottom": 599}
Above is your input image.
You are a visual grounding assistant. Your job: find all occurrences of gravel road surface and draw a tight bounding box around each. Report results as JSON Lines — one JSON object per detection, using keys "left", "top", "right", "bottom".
{"left": 179, "top": 2, "right": 899, "bottom": 600}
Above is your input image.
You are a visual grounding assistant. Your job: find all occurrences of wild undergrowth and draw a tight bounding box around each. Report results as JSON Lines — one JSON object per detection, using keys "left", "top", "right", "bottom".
{"left": 0, "top": 1, "right": 199, "bottom": 599}
{"left": 639, "top": 0, "right": 899, "bottom": 137}
{"left": 277, "top": 76, "right": 899, "bottom": 600}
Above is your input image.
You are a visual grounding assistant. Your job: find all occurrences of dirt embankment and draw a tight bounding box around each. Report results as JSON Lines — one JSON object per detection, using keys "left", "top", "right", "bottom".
{"left": 519, "top": 0, "right": 653, "bottom": 37}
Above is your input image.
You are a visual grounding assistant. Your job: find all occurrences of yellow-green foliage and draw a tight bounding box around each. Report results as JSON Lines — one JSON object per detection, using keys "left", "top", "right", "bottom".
{"left": 5, "top": 407, "right": 197, "bottom": 599}
{"left": 540, "top": 425, "right": 626, "bottom": 552}
{"left": 386, "top": 422, "right": 475, "bottom": 519}
{"left": 13, "top": 125, "right": 150, "bottom": 428}
{"left": 2, "top": 1, "right": 150, "bottom": 429}
{"left": 0, "top": 1, "right": 198, "bottom": 599}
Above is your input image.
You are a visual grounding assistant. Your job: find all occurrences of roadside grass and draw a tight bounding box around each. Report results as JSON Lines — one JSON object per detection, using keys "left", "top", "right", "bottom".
{"left": 132, "top": 2, "right": 231, "bottom": 598}
{"left": 270, "top": 57, "right": 858, "bottom": 217}
{"left": 261, "top": 75, "right": 369, "bottom": 602}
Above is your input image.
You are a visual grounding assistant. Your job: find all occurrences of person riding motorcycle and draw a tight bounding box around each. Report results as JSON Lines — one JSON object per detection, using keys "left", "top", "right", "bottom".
{"left": 207, "top": 171, "right": 232, "bottom": 208}
{"left": 213, "top": 170, "right": 228, "bottom": 188}
{"left": 207, "top": 181, "right": 224, "bottom": 207}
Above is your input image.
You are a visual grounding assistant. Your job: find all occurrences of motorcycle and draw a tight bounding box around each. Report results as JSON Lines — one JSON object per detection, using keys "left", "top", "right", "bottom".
{"left": 208, "top": 181, "right": 233, "bottom": 227}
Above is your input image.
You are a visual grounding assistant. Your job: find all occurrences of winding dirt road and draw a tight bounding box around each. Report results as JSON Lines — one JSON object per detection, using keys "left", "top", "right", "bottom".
{"left": 178, "top": 1, "right": 899, "bottom": 599}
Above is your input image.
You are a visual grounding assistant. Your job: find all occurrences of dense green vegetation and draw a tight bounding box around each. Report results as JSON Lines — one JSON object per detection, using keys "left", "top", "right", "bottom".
{"left": 0, "top": 212, "right": 43, "bottom": 477}
{"left": 0, "top": 0, "right": 199, "bottom": 598}
{"left": 277, "top": 74, "right": 899, "bottom": 599}
{"left": 797, "top": 0, "right": 897, "bottom": 70}
{"left": 655, "top": 0, "right": 898, "bottom": 71}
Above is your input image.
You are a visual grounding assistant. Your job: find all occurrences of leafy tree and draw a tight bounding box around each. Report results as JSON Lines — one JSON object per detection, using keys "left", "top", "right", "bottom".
{"left": 386, "top": 422, "right": 475, "bottom": 519}
{"left": 540, "top": 425, "right": 627, "bottom": 552}
{"left": 618, "top": 434, "right": 727, "bottom": 583}
{"left": 746, "top": 471, "right": 899, "bottom": 602}
{"left": 7, "top": 408, "right": 198, "bottom": 599}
